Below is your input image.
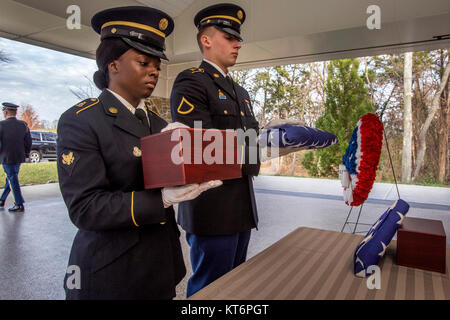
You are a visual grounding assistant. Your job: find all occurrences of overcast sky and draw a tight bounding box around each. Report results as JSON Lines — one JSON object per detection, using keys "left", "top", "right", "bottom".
{"left": 0, "top": 37, "right": 100, "bottom": 123}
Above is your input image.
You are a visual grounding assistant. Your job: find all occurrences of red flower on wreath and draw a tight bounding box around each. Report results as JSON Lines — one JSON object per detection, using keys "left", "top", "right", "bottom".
{"left": 342, "top": 113, "right": 383, "bottom": 206}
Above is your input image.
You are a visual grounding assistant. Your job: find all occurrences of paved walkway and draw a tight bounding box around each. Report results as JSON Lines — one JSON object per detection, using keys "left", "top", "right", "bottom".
{"left": 0, "top": 178, "right": 448, "bottom": 299}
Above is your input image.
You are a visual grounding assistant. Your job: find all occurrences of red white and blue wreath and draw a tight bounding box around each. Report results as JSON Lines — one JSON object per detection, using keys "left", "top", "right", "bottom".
{"left": 340, "top": 113, "right": 383, "bottom": 206}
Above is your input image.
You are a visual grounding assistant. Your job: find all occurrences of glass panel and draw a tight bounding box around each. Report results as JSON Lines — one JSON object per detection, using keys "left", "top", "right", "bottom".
{"left": 42, "top": 132, "right": 56, "bottom": 142}
{"left": 31, "top": 132, "right": 41, "bottom": 142}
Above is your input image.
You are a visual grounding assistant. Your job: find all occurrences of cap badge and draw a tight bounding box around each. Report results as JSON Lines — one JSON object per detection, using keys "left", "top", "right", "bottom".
{"left": 111, "top": 28, "right": 117, "bottom": 34}
{"left": 237, "top": 10, "right": 243, "bottom": 20}
{"left": 109, "top": 107, "right": 118, "bottom": 114}
{"left": 159, "top": 18, "right": 168, "bottom": 31}
{"left": 133, "top": 146, "right": 142, "bottom": 157}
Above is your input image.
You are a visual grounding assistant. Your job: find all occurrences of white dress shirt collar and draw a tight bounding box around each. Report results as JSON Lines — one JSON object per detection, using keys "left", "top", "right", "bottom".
{"left": 203, "top": 59, "right": 228, "bottom": 78}
{"left": 107, "top": 89, "right": 147, "bottom": 115}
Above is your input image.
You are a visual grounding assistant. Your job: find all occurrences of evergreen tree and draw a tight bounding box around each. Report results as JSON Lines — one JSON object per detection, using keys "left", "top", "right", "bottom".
{"left": 302, "top": 59, "right": 374, "bottom": 177}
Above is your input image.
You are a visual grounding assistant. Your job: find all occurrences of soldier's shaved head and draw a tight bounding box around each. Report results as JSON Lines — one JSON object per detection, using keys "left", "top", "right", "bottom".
{"left": 197, "top": 26, "right": 217, "bottom": 53}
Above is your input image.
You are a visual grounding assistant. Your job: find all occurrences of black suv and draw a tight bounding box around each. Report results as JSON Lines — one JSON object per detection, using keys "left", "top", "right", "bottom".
{"left": 29, "top": 130, "right": 57, "bottom": 162}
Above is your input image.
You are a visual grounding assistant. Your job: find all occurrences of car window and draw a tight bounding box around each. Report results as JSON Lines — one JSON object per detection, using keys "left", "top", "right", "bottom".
{"left": 42, "top": 132, "right": 57, "bottom": 142}
{"left": 31, "top": 132, "right": 41, "bottom": 142}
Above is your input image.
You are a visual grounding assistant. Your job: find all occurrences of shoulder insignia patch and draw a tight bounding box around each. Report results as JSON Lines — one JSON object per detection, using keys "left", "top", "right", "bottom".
{"left": 177, "top": 97, "right": 195, "bottom": 115}
{"left": 62, "top": 151, "right": 74, "bottom": 165}
{"left": 59, "top": 150, "right": 79, "bottom": 177}
{"left": 75, "top": 98, "right": 99, "bottom": 115}
{"left": 189, "top": 67, "right": 204, "bottom": 74}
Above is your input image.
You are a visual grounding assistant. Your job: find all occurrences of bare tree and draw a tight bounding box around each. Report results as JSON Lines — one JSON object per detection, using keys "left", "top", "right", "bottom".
{"left": 69, "top": 75, "right": 99, "bottom": 100}
{"left": 402, "top": 52, "right": 413, "bottom": 182}
{"left": 0, "top": 50, "right": 12, "bottom": 64}
{"left": 412, "top": 59, "right": 450, "bottom": 181}
{"left": 438, "top": 50, "right": 450, "bottom": 183}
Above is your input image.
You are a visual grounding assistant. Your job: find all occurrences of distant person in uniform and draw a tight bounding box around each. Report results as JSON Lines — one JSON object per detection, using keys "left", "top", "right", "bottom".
{"left": 57, "top": 6, "right": 221, "bottom": 300}
{"left": 0, "top": 102, "right": 32, "bottom": 212}
{"left": 170, "top": 3, "right": 260, "bottom": 297}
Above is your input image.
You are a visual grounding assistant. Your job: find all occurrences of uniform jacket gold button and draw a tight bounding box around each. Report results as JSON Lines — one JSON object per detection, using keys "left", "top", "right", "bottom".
{"left": 240, "top": 111, "right": 244, "bottom": 116}
{"left": 160, "top": 222, "right": 166, "bottom": 225}
{"left": 224, "top": 110, "right": 228, "bottom": 115}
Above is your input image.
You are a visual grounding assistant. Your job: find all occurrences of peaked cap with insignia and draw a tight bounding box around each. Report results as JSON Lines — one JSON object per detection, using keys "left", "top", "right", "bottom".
{"left": 91, "top": 6, "right": 174, "bottom": 60}
{"left": 194, "top": 3, "right": 246, "bottom": 41}
{"left": 2, "top": 102, "right": 20, "bottom": 111}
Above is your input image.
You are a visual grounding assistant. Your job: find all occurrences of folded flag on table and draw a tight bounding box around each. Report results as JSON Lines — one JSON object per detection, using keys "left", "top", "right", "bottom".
{"left": 353, "top": 199, "right": 410, "bottom": 277}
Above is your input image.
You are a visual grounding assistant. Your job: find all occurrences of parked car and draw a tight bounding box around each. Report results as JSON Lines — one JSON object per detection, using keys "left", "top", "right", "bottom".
{"left": 29, "top": 130, "right": 57, "bottom": 163}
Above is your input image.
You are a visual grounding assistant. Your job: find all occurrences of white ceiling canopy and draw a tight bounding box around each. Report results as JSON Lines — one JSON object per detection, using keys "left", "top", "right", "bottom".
{"left": 134, "top": 0, "right": 195, "bottom": 18}
{"left": 1, "top": 0, "right": 449, "bottom": 66}
{"left": 0, "top": 0, "right": 449, "bottom": 97}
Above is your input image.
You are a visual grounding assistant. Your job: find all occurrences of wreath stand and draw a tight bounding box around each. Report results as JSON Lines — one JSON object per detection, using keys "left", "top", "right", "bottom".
{"left": 340, "top": 124, "right": 401, "bottom": 234}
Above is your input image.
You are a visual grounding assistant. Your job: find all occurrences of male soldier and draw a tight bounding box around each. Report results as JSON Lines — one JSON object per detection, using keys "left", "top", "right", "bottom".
{"left": 170, "top": 3, "right": 260, "bottom": 297}
{"left": 0, "top": 103, "right": 32, "bottom": 212}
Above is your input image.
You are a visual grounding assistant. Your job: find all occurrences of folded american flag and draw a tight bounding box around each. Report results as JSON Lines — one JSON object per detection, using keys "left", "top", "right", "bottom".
{"left": 259, "top": 124, "right": 338, "bottom": 150}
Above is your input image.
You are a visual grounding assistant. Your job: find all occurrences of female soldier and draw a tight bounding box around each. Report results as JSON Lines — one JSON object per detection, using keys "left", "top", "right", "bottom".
{"left": 57, "top": 6, "right": 221, "bottom": 299}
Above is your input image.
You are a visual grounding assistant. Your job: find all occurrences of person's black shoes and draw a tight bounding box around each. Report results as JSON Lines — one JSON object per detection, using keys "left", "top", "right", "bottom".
{"left": 0, "top": 200, "right": 4, "bottom": 208}
{"left": 8, "top": 204, "right": 24, "bottom": 212}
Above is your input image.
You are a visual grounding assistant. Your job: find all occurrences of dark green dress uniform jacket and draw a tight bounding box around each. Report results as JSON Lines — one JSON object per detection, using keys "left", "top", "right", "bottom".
{"left": 57, "top": 90, "right": 185, "bottom": 300}
{"left": 170, "top": 61, "right": 260, "bottom": 236}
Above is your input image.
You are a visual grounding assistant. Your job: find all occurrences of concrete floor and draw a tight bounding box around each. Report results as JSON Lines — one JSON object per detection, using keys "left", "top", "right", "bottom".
{"left": 0, "top": 177, "right": 449, "bottom": 300}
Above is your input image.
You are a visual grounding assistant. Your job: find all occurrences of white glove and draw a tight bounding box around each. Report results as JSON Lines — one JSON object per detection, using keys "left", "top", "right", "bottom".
{"left": 161, "top": 122, "right": 190, "bottom": 132}
{"left": 161, "top": 180, "right": 223, "bottom": 208}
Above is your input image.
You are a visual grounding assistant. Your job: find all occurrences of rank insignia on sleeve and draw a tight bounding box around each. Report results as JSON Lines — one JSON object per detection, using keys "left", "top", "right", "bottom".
{"left": 218, "top": 89, "right": 227, "bottom": 100}
{"left": 177, "top": 96, "right": 195, "bottom": 115}
{"left": 59, "top": 150, "right": 79, "bottom": 177}
{"left": 76, "top": 101, "right": 86, "bottom": 108}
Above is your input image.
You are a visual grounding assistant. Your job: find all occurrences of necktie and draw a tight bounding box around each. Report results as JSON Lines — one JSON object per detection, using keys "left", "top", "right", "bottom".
{"left": 226, "top": 75, "right": 233, "bottom": 87}
{"left": 135, "top": 108, "right": 151, "bottom": 134}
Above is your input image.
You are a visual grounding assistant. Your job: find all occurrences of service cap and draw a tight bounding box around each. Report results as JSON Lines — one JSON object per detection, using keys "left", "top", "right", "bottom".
{"left": 194, "top": 3, "right": 246, "bottom": 41}
{"left": 91, "top": 6, "right": 174, "bottom": 60}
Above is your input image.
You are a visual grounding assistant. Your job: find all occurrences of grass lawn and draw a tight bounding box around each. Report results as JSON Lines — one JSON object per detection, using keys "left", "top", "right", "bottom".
{"left": 0, "top": 161, "right": 58, "bottom": 186}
